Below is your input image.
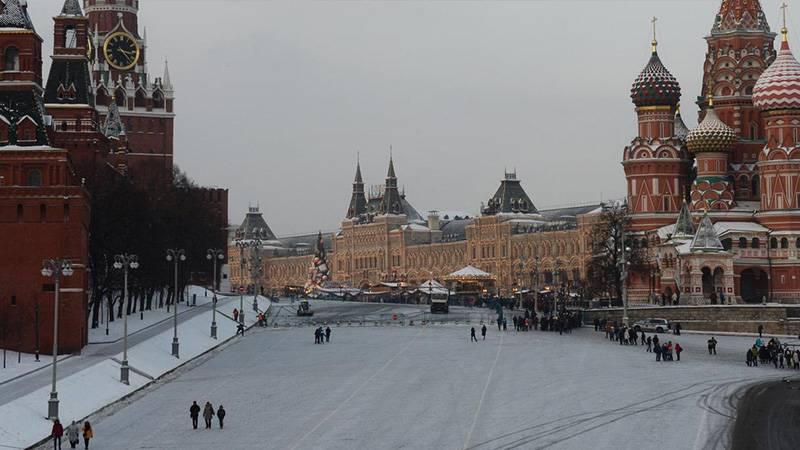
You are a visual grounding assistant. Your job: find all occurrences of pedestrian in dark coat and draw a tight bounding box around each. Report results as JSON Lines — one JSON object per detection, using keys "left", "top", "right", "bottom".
{"left": 325, "top": 326, "right": 331, "bottom": 343}
{"left": 481, "top": 324, "right": 487, "bottom": 340}
{"left": 708, "top": 337, "right": 717, "bottom": 355}
{"left": 52, "top": 419, "right": 64, "bottom": 450}
{"left": 502, "top": 318, "right": 507, "bottom": 331}
{"left": 190, "top": 401, "right": 201, "bottom": 429}
{"left": 203, "top": 402, "right": 215, "bottom": 429}
{"left": 470, "top": 327, "right": 477, "bottom": 342}
{"left": 654, "top": 343, "right": 662, "bottom": 361}
{"left": 217, "top": 405, "right": 226, "bottom": 429}
{"left": 646, "top": 336, "right": 652, "bottom": 352}
{"left": 758, "top": 324, "right": 764, "bottom": 337}
{"left": 233, "top": 308, "right": 239, "bottom": 323}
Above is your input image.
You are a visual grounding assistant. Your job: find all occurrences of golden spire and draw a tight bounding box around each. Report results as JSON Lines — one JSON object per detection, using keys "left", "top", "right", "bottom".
{"left": 782, "top": 2, "right": 789, "bottom": 42}
{"left": 651, "top": 16, "right": 658, "bottom": 53}
{"left": 707, "top": 93, "right": 715, "bottom": 107}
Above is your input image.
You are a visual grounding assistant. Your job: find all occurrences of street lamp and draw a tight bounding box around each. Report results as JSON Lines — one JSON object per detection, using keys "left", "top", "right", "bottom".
{"left": 207, "top": 249, "right": 224, "bottom": 339}
{"left": 113, "top": 254, "right": 139, "bottom": 384}
{"left": 41, "top": 258, "right": 74, "bottom": 420}
{"left": 250, "top": 237, "right": 263, "bottom": 312}
{"left": 532, "top": 255, "right": 540, "bottom": 313}
{"left": 166, "top": 249, "right": 186, "bottom": 358}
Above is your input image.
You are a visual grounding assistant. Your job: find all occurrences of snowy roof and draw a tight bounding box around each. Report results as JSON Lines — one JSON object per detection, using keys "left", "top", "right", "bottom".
{"left": 673, "top": 202, "right": 695, "bottom": 238}
{"left": 0, "top": 0, "right": 34, "bottom": 30}
{"left": 690, "top": 213, "right": 725, "bottom": 252}
{"left": 60, "top": 0, "right": 83, "bottom": 16}
{"left": 444, "top": 265, "right": 495, "bottom": 280}
{"left": 713, "top": 221, "right": 770, "bottom": 235}
{"left": 401, "top": 223, "right": 431, "bottom": 232}
{"left": 418, "top": 279, "right": 445, "bottom": 289}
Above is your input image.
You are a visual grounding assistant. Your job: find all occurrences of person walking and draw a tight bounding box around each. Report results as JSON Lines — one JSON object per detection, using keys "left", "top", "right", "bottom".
{"left": 481, "top": 324, "right": 487, "bottom": 340}
{"left": 654, "top": 342, "right": 662, "bottom": 361}
{"left": 470, "top": 327, "right": 478, "bottom": 343}
{"left": 190, "top": 401, "right": 201, "bottom": 429}
{"left": 502, "top": 318, "right": 507, "bottom": 331}
{"left": 675, "top": 343, "right": 683, "bottom": 361}
{"left": 217, "top": 405, "right": 226, "bottom": 429}
{"left": 325, "top": 326, "right": 331, "bottom": 343}
{"left": 646, "top": 336, "right": 652, "bottom": 352}
{"left": 758, "top": 324, "right": 764, "bottom": 338}
{"left": 203, "top": 402, "right": 215, "bottom": 429}
{"left": 708, "top": 337, "right": 717, "bottom": 355}
{"left": 314, "top": 327, "right": 320, "bottom": 344}
{"left": 233, "top": 308, "right": 239, "bottom": 323}
{"left": 236, "top": 322, "right": 245, "bottom": 336}
{"left": 65, "top": 421, "right": 80, "bottom": 449}
{"left": 81, "top": 422, "right": 92, "bottom": 450}
{"left": 640, "top": 330, "right": 646, "bottom": 346}
{"left": 51, "top": 419, "right": 63, "bottom": 450}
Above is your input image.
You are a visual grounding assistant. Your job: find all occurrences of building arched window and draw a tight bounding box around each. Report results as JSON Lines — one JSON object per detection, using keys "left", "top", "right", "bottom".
{"left": 26, "top": 169, "right": 42, "bottom": 186}
{"left": 4, "top": 46, "right": 19, "bottom": 71}
{"left": 65, "top": 26, "right": 77, "bottom": 48}
{"left": 721, "top": 238, "right": 732, "bottom": 250}
{"left": 796, "top": 238, "right": 800, "bottom": 249}
{"left": 752, "top": 237, "right": 760, "bottom": 249}
{"left": 781, "top": 237, "right": 789, "bottom": 249}
{"left": 739, "top": 237, "right": 748, "bottom": 248}
{"left": 771, "top": 237, "right": 779, "bottom": 249}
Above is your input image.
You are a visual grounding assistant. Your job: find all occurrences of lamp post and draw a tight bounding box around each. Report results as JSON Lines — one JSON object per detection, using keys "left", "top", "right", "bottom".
{"left": 41, "top": 258, "right": 74, "bottom": 420}
{"left": 113, "top": 254, "right": 139, "bottom": 384}
{"left": 250, "top": 237, "right": 263, "bottom": 312}
{"left": 166, "top": 249, "right": 186, "bottom": 358}
{"left": 207, "top": 249, "right": 224, "bottom": 339}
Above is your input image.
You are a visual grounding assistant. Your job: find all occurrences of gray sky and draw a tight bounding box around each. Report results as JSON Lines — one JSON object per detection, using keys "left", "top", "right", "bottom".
{"left": 29, "top": 0, "right": 794, "bottom": 236}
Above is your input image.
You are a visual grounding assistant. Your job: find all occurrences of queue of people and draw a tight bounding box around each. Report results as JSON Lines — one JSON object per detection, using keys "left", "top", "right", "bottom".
{"left": 52, "top": 419, "right": 93, "bottom": 450}
{"left": 745, "top": 337, "right": 800, "bottom": 370}
{"left": 189, "top": 401, "right": 226, "bottom": 430}
{"left": 598, "top": 320, "right": 685, "bottom": 362}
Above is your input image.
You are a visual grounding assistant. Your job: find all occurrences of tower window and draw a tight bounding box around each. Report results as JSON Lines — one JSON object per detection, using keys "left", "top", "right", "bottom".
{"left": 752, "top": 237, "right": 760, "bottom": 249}
{"left": 26, "top": 169, "right": 42, "bottom": 186}
{"left": 65, "top": 27, "right": 77, "bottom": 49}
{"left": 782, "top": 238, "right": 789, "bottom": 249}
{"left": 4, "top": 46, "right": 19, "bottom": 71}
{"left": 738, "top": 237, "right": 748, "bottom": 249}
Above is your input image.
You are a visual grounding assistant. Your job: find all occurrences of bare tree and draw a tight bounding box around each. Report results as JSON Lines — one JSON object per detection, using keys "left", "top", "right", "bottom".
{"left": 586, "top": 203, "right": 646, "bottom": 301}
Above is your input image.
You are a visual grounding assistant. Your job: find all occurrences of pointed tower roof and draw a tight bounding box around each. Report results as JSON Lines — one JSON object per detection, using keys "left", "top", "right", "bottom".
{"left": 163, "top": 59, "right": 173, "bottom": 91}
{"left": 482, "top": 171, "right": 539, "bottom": 215}
{"left": 674, "top": 104, "right": 690, "bottom": 140}
{"left": 753, "top": 13, "right": 800, "bottom": 110}
{"left": 60, "top": 0, "right": 83, "bottom": 16}
{"left": 630, "top": 19, "right": 681, "bottom": 108}
{"left": 346, "top": 158, "right": 367, "bottom": 219}
{"left": 673, "top": 201, "right": 695, "bottom": 238}
{"left": 0, "top": 0, "right": 34, "bottom": 29}
{"left": 354, "top": 159, "right": 363, "bottom": 184}
{"left": 690, "top": 211, "right": 725, "bottom": 252}
{"left": 237, "top": 206, "right": 276, "bottom": 241}
{"left": 712, "top": 0, "right": 770, "bottom": 35}
{"left": 102, "top": 98, "right": 126, "bottom": 139}
{"left": 380, "top": 153, "right": 403, "bottom": 215}
{"left": 387, "top": 155, "right": 396, "bottom": 179}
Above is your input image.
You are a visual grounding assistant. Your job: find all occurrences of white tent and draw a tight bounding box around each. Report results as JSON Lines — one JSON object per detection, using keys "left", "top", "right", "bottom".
{"left": 444, "top": 265, "right": 495, "bottom": 280}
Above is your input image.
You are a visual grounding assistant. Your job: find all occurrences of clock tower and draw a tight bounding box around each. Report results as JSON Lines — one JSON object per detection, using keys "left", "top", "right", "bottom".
{"left": 84, "top": 0, "right": 174, "bottom": 187}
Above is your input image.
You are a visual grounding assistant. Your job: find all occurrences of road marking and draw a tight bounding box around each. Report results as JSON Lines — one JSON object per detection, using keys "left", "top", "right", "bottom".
{"left": 464, "top": 332, "right": 504, "bottom": 450}
{"left": 288, "top": 327, "right": 424, "bottom": 450}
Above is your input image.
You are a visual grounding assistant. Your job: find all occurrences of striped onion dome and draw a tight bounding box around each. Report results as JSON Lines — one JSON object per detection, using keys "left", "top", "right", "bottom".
{"left": 686, "top": 105, "right": 737, "bottom": 154}
{"left": 631, "top": 50, "right": 681, "bottom": 107}
{"left": 753, "top": 39, "right": 800, "bottom": 110}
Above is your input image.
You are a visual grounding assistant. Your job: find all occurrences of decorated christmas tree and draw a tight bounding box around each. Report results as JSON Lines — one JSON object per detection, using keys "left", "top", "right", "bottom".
{"left": 305, "top": 232, "right": 330, "bottom": 294}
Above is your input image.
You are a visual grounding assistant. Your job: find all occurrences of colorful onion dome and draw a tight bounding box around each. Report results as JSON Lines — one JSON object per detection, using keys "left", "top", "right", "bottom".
{"left": 753, "top": 31, "right": 800, "bottom": 110}
{"left": 631, "top": 46, "right": 681, "bottom": 107}
{"left": 686, "top": 99, "right": 737, "bottom": 153}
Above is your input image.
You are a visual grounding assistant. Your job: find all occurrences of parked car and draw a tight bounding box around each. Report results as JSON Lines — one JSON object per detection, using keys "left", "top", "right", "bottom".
{"left": 632, "top": 318, "right": 671, "bottom": 333}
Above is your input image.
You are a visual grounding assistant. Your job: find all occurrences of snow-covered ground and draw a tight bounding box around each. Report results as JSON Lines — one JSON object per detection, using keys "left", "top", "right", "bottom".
{"left": 79, "top": 325, "right": 790, "bottom": 450}
{"left": 0, "top": 292, "right": 271, "bottom": 450}
{"left": 89, "top": 286, "right": 218, "bottom": 343}
{"left": 0, "top": 353, "right": 70, "bottom": 384}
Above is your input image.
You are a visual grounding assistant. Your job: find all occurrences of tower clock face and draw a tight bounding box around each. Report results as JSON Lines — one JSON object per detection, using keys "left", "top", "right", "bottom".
{"left": 103, "top": 32, "right": 140, "bottom": 71}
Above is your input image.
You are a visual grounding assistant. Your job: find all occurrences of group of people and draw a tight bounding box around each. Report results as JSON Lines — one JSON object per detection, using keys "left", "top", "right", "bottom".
{"left": 51, "top": 419, "right": 92, "bottom": 450}
{"left": 599, "top": 320, "right": 685, "bottom": 362}
{"left": 745, "top": 336, "right": 800, "bottom": 369}
{"left": 314, "top": 326, "right": 332, "bottom": 344}
{"left": 470, "top": 324, "right": 488, "bottom": 342}
{"left": 510, "top": 309, "right": 581, "bottom": 335}
{"left": 189, "top": 401, "right": 226, "bottom": 430}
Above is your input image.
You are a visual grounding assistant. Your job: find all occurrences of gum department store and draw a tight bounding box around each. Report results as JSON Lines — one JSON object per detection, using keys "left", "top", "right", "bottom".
{"left": 231, "top": 0, "right": 800, "bottom": 305}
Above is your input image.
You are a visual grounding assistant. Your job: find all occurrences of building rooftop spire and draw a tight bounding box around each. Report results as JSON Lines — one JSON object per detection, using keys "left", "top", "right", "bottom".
{"left": 387, "top": 147, "right": 396, "bottom": 179}
{"left": 651, "top": 16, "right": 658, "bottom": 53}
{"left": 673, "top": 200, "right": 695, "bottom": 238}
{"left": 354, "top": 155, "right": 363, "bottom": 184}
{"left": 690, "top": 210, "right": 725, "bottom": 252}
{"left": 60, "top": 0, "right": 83, "bottom": 17}
{"left": 0, "top": 0, "right": 34, "bottom": 29}
{"left": 713, "top": 0, "right": 771, "bottom": 34}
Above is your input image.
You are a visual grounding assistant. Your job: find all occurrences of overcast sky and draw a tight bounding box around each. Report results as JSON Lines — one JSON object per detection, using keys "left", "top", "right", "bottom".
{"left": 28, "top": 0, "right": 796, "bottom": 236}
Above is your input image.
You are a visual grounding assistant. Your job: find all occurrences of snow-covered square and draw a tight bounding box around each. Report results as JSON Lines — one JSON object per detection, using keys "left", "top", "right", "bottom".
{"left": 77, "top": 321, "right": 783, "bottom": 450}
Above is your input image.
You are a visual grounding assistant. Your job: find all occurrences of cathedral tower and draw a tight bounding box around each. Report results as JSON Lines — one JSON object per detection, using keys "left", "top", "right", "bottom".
{"left": 379, "top": 155, "right": 403, "bottom": 215}
{"left": 700, "top": 0, "right": 775, "bottom": 200}
{"left": 623, "top": 24, "right": 692, "bottom": 231}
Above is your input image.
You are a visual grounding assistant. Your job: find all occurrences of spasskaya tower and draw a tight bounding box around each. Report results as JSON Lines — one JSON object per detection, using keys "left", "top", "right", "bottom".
{"left": 84, "top": 0, "right": 174, "bottom": 186}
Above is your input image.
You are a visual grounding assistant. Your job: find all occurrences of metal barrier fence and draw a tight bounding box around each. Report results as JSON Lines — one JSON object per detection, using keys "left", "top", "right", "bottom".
{"left": 267, "top": 306, "right": 499, "bottom": 328}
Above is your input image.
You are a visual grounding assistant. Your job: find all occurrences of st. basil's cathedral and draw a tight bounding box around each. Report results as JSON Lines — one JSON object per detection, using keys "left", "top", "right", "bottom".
{"left": 625, "top": 0, "right": 800, "bottom": 304}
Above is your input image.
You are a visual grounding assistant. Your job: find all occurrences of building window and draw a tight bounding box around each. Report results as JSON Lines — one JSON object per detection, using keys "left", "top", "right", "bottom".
{"left": 10, "top": 295, "right": 16, "bottom": 306}
{"left": 738, "top": 237, "right": 748, "bottom": 249}
{"left": 4, "top": 46, "right": 19, "bottom": 71}
{"left": 752, "top": 175, "right": 760, "bottom": 196}
{"left": 39, "top": 204, "right": 46, "bottom": 222}
{"left": 721, "top": 238, "right": 732, "bottom": 250}
{"left": 771, "top": 237, "right": 778, "bottom": 249}
{"left": 16, "top": 204, "right": 22, "bottom": 221}
{"left": 26, "top": 169, "right": 42, "bottom": 186}
{"left": 752, "top": 237, "right": 760, "bottom": 249}
{"left": 781, "top": 238, "right": 789, "bottom": 249}
{"left": 63, "top": 203, "right": 70, "bottom": 222}
{"left": 65, "top": 27, "right": 77, "bottom": 48}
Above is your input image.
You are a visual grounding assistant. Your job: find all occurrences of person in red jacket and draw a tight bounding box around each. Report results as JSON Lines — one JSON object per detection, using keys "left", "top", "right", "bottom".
{"left": 51, "top": 419, "right": 64, "bottom": 450}
{"left": 675, "top": 343, "right": 683, "bottom": 361}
